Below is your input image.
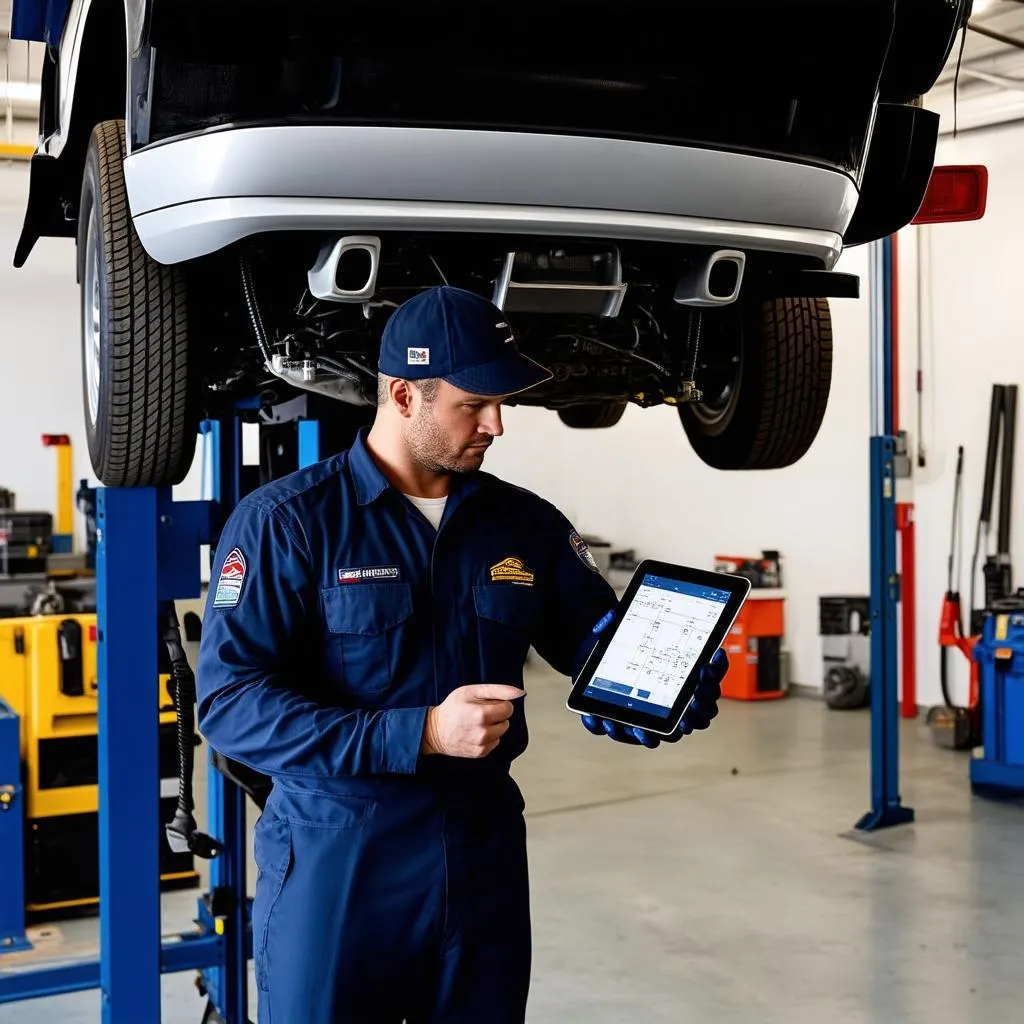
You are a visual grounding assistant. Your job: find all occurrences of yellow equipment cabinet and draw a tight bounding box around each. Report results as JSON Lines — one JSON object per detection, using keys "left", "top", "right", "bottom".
{"left": 0, "top": 613, "right": 198, "bottom": 917}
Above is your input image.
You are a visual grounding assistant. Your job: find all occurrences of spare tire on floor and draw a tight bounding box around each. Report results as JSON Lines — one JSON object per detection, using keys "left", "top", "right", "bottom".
{"left": 680, "top": 297, "right": 833, "bottom": 471}
{"left": 824, "top": 665, "right": 870, "bottom": 710}
{"left": 77, "top": 119, "right": 198, "bottom": 488}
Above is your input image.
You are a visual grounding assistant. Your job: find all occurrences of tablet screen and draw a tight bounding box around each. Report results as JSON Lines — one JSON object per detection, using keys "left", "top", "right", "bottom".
{"left": 582, "top": 572, "right": 732, "bottom": 718}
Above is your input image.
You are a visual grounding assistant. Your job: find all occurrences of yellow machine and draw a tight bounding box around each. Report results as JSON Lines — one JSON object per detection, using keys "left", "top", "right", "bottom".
{"left": 0, "top": 613, "right": 198, "bottom": 917}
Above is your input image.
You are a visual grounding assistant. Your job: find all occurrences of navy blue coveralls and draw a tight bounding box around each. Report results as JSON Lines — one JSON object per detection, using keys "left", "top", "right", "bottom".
{"left": 195, "top": 428, "right": 617, "bottom": 1023}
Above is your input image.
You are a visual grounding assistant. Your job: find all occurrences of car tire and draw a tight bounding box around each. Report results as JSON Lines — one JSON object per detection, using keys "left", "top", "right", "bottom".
{"left": 680, "top": 297, "right": 832, "bottom": 471}
{"left": 557, "top": 401, "right": 628, "bottom": 429}
{"left": 78, "top": 119, "right": 198, "bottom": 488}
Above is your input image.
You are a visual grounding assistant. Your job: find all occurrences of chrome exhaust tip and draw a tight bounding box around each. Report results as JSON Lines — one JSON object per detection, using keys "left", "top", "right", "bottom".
{"left": 307, "top": 235, "right": 381, "bottom": 302}
{"left": 674, "top": 249, "right": 746, "bottom": 307}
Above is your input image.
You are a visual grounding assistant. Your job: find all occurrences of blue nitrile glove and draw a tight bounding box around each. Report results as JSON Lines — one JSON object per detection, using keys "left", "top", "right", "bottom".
{"left": 579, "top": 612, "right": 728, "bottom": 749}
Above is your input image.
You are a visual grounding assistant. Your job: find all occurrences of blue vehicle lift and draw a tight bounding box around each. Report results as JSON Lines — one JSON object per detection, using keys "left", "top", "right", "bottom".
{"left": 0, "top": 414, "right": 326, "bottom": 1021}
{"left": 0, "top": 698, "right": 33, "bottom": 956}
{"left": 857, "top": 234, "right": 914, "bottom": 833}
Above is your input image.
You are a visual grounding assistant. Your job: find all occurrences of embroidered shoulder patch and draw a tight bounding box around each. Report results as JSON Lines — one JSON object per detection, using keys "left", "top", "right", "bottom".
{"left": 213, "top": 547, "right": 247, "bottom": 608}
{"left": 569, "top": 530, "right": 600, "bottom": 573}
{"left": 490, "top": 556, "right": 535, "bottom": 586}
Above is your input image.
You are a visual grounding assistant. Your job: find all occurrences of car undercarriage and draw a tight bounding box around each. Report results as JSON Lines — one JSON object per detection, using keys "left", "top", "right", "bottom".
{"left": 9, "top": 0, "right": 973, "bottom": 486}
{"left": 199, "top": 234, "right": 849, "bottom": 413}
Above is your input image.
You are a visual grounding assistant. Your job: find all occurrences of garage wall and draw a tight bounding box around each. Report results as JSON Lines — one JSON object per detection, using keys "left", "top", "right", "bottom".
{"left": 0, "top": 170, "right": 95, "bottom": 549}
{"left": 902, "top": 125, "right": 1024, "bottom": 711}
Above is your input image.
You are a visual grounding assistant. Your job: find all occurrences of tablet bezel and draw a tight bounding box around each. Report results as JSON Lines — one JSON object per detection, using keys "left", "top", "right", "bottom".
{"left": 566, "top": 559, "right": 752, "bottom": 737}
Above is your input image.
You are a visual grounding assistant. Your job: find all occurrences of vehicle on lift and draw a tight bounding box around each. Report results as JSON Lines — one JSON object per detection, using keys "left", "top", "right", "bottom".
{"left": 11, "top": 0, "right": 970, "bottom": 487}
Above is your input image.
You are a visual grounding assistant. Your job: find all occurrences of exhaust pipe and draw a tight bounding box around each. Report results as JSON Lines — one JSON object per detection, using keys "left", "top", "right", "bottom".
{"left": 674, "top": 249, "right": 746, "bottom": 307}
{"left": 307, "top": 235, "right": 381, "bottom": 302}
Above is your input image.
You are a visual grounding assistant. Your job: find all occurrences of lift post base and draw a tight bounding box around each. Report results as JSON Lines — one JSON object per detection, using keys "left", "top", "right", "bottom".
{"left": 855, "top": 802, "right": 915, "bottom": 832}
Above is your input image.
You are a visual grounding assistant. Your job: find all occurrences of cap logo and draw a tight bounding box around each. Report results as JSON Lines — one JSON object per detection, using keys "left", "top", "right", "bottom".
{"left": 408, "top": 347, "right": 429, "bottom": 365}
{"left": 495, "top": 321, "right": 515, "bottom": 344}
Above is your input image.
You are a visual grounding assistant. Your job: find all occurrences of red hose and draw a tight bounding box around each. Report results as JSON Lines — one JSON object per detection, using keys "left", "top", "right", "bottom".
{"left": 892, "top": 233, "right": 916, "bottom": 717}
{"left": 897, "top": 503, "right": 917, "bottom": 717}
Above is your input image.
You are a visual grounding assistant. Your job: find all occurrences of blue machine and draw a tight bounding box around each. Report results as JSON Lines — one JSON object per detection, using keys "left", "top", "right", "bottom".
{"left": 0, "top": 415, "right": 327, "bottom": 1022}
{"left": 970, "top": 596, "right": 1024, "bottom": 798}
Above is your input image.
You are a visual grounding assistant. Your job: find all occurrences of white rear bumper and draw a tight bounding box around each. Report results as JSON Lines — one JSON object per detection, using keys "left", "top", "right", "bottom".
{"left": 123, "top": 125, "right": 857, "bottom": 268}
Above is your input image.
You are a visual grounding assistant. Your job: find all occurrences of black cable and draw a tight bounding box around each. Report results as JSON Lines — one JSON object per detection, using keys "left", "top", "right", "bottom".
{"left": 163, "top": 605, "right": 221, "bottom": 860}
{"left": 948, "top": 445, "right": 964, "bottom": 593}
{"left": 239, "top": 256, "right": 275, "bottom": 367}
{"left": 940, "top": 646, "right": 956, "bottom": 709}
{"left": 954, "top": 21, "right": 968, "bottom": 136}
{"left": 942, "top": 445, "right": 965, "bottom": 710}
{"left": 971, "top": 385, "right": 1003, "bottom": 620}
{"left": 996, "top": 385, "right": 1016, "bottom": 558}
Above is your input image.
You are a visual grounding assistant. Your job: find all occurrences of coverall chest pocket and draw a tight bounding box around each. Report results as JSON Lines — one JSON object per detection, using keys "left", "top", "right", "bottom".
{"left": 473, "top": 585, "right": 541, "bottom": 683}
{"left": 321, "top": 583, "right": 413, "bottom": 698}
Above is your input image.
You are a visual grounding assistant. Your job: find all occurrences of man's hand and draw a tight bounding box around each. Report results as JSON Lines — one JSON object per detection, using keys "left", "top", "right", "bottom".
{"left": 421, "top": 684, "right": 525, "bottom": 758}
{"left": 579, "top": 612, "right": 729, "bottom": 749}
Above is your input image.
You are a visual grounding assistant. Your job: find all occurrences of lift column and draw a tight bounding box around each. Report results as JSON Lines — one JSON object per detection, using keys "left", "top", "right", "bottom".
{"left": 856, "top": 235, "right": 915, "bottom": 832}
{"left": 96, "top": 485, "right": 217, "bottom": 1022}
{"left": 198, "top": 417, "right": 251, "bottom": 1024}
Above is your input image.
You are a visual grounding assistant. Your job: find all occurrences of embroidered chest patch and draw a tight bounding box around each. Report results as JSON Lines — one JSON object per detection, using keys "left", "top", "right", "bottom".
{"left": 490, "top": 556, "right": 535, "bottom": 586}
{"left": 338, "top": 565, "right": 402, "bottom": 584}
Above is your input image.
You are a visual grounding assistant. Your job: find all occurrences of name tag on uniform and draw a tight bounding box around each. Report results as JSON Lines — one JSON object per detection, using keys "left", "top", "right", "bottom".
{"left": 337, "top": 565, "right": 402, "bottom": 584}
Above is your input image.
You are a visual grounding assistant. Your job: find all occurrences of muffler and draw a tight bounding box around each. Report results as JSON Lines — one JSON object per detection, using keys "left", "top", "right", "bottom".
{"left": 492, "top": 246, "right": 627, "bottom": 317}
{"left": 307, "top": 235, "right": 381, "bottom": 302}
{"left": 674, "top": 250, "right": 746, "bottom": 307}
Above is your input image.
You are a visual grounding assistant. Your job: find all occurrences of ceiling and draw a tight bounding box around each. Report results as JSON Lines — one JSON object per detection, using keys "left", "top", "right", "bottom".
{"left": 926, "top": 0, "right": 1024, "bottom": 134}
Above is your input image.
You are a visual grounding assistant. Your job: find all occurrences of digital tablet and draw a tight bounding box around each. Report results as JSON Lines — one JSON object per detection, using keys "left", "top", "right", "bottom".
{"left": 566, "top": 560, "right": 751, "bottom": 737}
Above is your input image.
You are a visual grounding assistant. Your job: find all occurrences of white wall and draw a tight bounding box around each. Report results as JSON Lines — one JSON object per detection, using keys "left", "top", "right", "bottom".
{"left": 904, "top": 125, "right": 1024, "bottom": 710}
{"left": 0, "top": 167, "right": 95, "bottom": 549}
{"left": 3, "top": 120, "right": 1024, "bottom": 706}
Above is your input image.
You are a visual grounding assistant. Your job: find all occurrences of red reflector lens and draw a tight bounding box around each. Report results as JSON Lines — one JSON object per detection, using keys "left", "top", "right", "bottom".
{"left": 912, "top": 165, "right": 988, "bottom": 224}
{"left": 41, "top": 433, "right": 71, "bottom": 446}
{"left": 89, "top": 625, "right": 97, "bottom": 643}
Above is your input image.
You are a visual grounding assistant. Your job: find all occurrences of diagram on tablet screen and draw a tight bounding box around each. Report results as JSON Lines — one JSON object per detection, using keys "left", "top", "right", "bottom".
{"left": 592, "top": 577, "right": 728, "bottom": 710}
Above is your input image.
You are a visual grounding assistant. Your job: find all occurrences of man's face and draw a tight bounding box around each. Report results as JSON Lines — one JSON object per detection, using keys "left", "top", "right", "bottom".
{"left": 405, "top": 380, "right": 507, "bottom": 474}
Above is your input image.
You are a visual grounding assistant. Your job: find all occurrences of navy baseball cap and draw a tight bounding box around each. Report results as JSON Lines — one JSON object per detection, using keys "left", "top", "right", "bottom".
{"left": 378, "top": 286, "right": 553, "bottom": 396}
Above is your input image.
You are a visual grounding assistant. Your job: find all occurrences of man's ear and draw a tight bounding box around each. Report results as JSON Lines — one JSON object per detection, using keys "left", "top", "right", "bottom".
{"left": 390, "top": 378, "right": 416, "bottom": 419}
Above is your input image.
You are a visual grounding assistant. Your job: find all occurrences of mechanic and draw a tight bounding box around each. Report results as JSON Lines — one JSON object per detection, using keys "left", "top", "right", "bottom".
{"left": 194, "top": 285, "right": 729, "bottom": 1024}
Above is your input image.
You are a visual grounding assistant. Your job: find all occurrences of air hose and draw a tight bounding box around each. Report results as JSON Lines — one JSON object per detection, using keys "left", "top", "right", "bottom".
{"left": 163, "top": 604, "right": 222, "bottom": 860}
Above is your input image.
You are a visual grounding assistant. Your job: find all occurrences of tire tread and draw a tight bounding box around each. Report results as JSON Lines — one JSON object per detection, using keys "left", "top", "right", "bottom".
{"left": 89, "top": 119, "right": 195, "bottom": 488}
{"left": 749, "top": 297, "right": 832, "bottom": 468}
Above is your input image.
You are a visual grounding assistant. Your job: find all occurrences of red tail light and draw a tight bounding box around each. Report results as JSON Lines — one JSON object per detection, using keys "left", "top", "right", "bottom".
{"left": 912, "top": 165, "right": 988, "bottom": 224}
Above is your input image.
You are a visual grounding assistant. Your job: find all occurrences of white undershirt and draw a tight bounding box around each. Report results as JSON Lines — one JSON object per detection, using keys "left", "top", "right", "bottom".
{"left": 404, "top": 493, "right": 448, "bottom": 530}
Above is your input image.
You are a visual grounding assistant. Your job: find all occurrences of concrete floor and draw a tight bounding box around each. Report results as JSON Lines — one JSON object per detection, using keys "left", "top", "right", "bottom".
{"left": 2, "top": 653, "right": 1023, "bottom": 1023}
